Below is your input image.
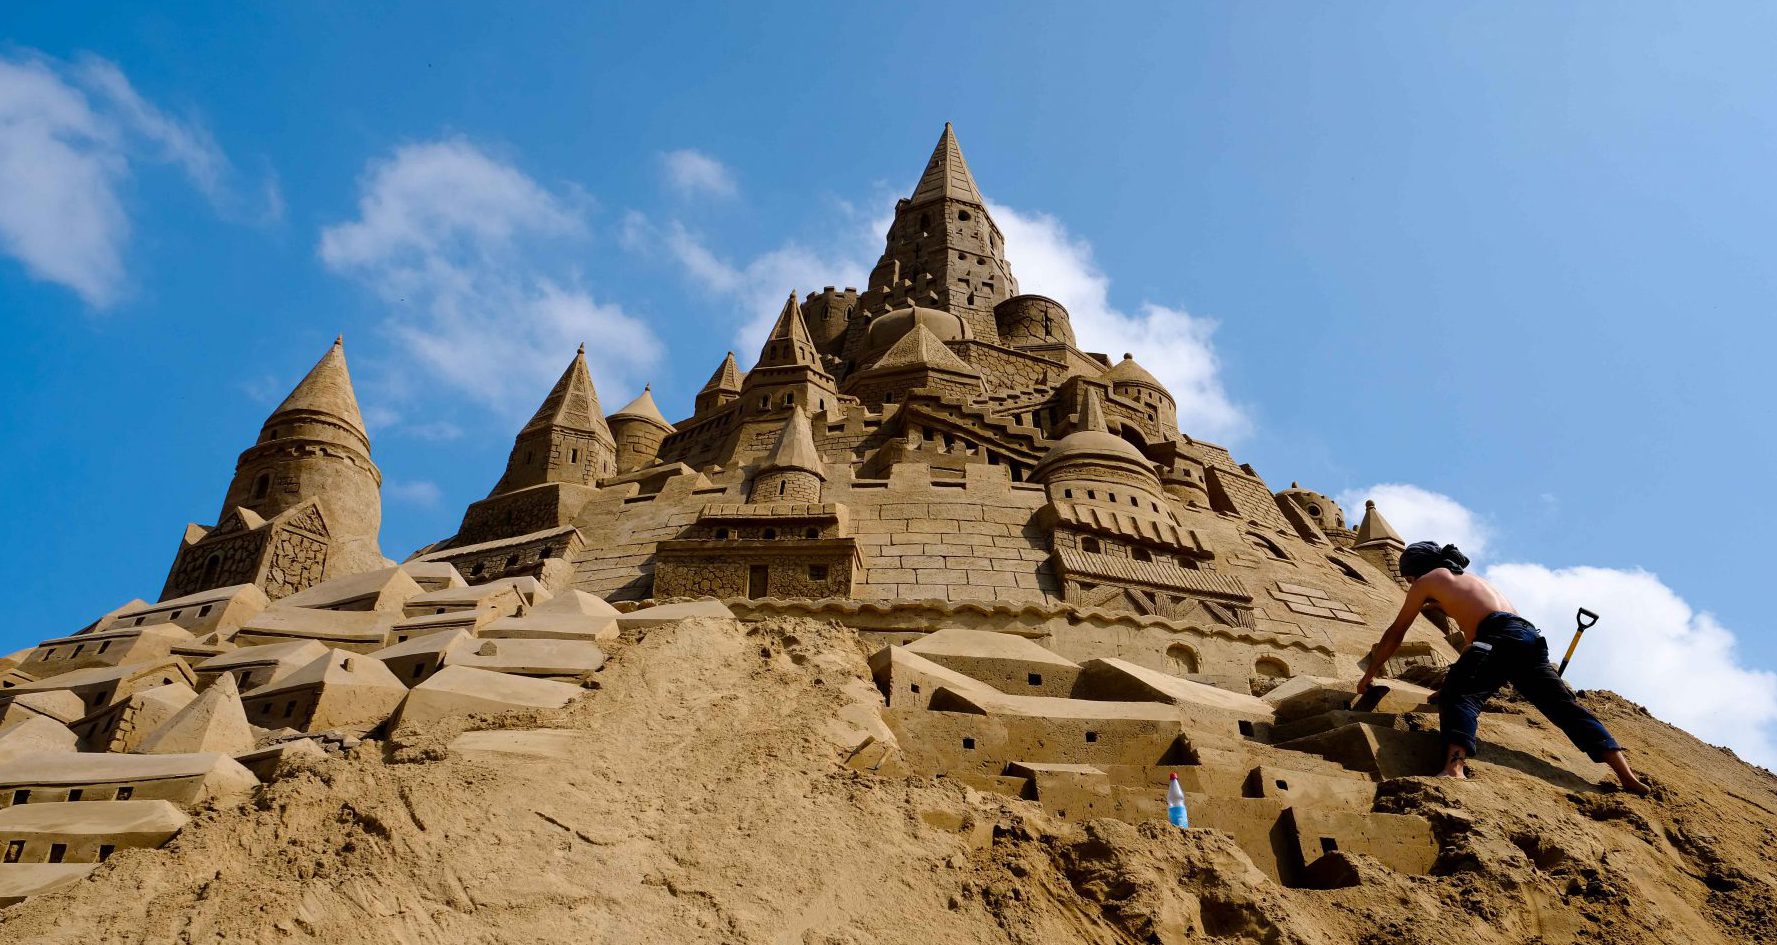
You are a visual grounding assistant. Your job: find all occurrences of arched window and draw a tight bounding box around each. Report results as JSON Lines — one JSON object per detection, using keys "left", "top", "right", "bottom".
{"left": 778, "top": 480, "right": 787, "bottom": 496}
{"left": 1132, "top": 548, "right": 1153, "bottom": 563}
{"left": 1166, "top": 643, "right": 1200, "bottom": 675}
{"left": 1254, "top": 657, "right": 1290, "bottom": 679}
{"left": 201, "top": 554, "right": 222, "bottom": 587}
{"left": 252, "top": 473, "right": 271, "bottom": 501}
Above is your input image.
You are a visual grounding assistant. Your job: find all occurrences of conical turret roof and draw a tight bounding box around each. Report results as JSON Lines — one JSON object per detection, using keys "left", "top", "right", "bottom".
{"left": 523, "top": 345, "right": 612, "bottom": 441}
{"left": 609, "top": 385, "right": 674, "bottom": 432}
{"left": 910, "top": 122, "right": 986, "bottom": 208}
{"left": 1353, "top": 500, "right": 1405, "bottom": 547}
{"left": 264, "top": 336, "right": 368, "bottom": 442}
{"left": 699, "top": 351, "right": 743, "bottom": 395}
{"left": 755, "top": 291, "right": 820, "bottom": 369}
{"left": 759, "top": 406, "right": 824, "bottom": 479}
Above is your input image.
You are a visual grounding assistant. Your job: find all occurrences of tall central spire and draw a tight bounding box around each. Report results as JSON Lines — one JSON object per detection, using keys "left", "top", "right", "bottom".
{"left": 862, "top": 123, "right": 1018, "bottom": 344}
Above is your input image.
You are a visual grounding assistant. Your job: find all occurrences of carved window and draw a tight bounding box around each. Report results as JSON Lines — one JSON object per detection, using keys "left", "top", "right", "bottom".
{"left": 1081, "top": 537, "right": 1102, "bottom": 554}
{"left": 804, "top": 527, "right": 819, "bottom": 539}
{"left": 570, "top": 449, "right": 579, "bottom": 464}
{"left": 778, "top": 481, "right": 787, "bottom": 496}
{"left": 763, "top": 529, "right": 777, "bottom": 540}
{"left": 714, "top": 528, "right": 729, "bottom": 540}
{"left": 1254, "top": 657, "right": 1290, "bottom": 679}
{"left": 1132, "top": 548, "right": 1153, "bottom": 563}
{"left": 1166, "top": 644, "right": 1200, "bottom": 675}
{"left": 808, "top": 564, "right": 829, "bottom": 581}
{"left": 252, "top": 473, "right": 271, "bottom": 500}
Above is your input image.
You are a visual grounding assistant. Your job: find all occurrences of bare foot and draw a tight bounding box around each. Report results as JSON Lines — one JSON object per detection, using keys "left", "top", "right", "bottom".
{"left": 1434, "top": 768, "right": 1469, "bottom": 780}
{"left": 1618, "top": 774, "right": 1651, "bottom": 797}
{"left": 1602, "top": 749, "right": 1651, "bottom": 796}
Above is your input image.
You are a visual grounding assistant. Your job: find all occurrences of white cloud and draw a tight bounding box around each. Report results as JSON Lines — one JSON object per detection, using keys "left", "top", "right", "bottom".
{"left": 660, "top": 149, "right": 737, "bottom": 199}
{"left": 384, "top": 479, "right": 443, "bottom": 507}
{"left": 1487, "top": 563, "right": 1777, "bottom": 769}
{"left": 1335, "top": 482, "right": 1494, "bottom": 558}
{"left": 320, "top": 139, "right": 663, "bottom": 420}
{"left": 0, "top": 51, "right": 277, "bottom": 307}
{"left": 630, "top": 212, "right": 870, "bottom": 357}
{"left": 987, "top": 202, "right": 1248, "bottom": 442}
{"left": 1340, "top": 482, "right": 1776, "bottom": 768}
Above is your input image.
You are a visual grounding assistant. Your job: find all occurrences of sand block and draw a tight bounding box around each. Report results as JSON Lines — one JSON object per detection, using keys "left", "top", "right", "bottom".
{"left": 24, "top": 623, "right": 197, "bottom": 679}
{"left": 1075, "top": 658, "right": 1275, "bottom": 729}
{"left": 447, "top": 638, "right": 605, "bottom": 680}
{"left": 448, "top": 728, "right": 592, "bottom": 762}
{"left": 230, "top": 607, "right": 397, "bottom": 653}
{"left": 869, "top": 646, "right": 999, "bottom": 710}
{"left": 481, "top": 612, "right": 619, "bottom": 643}
{"left": 1247, "top": 765, "right": 1376, "bottom": 811}
{"left": 370, "top": 629, "right": 474, "bottom": 687}
{"left": 530, "top": 589, "right": 618, "bottom": 618}
{"left": 72, "top": 681, "right": 198, "bottom": 753}
{"left": 1005, "top": 762, "right": 1114, "bottom": 820}
{"left": 0, "top": 692, "right": 87, "bottom": 731}
{"left": 193, "top": 640, "right": 328, "bottom": 692}
{"left": 904, "top": 628, "right": 1081, "bottom": 697}
{"left": 6, "top": 658, "right": 196, "bottom": 718}
{"left": 233, "top": 738, "right": 327, "bottom": 781}
{"left": 401, "top": 581, "right": 526, "bottom": 619}
{"left": 278, "top": 566, "right": 425, "bottom": 614}
{"left": 1262, "top": 676, "right": 1357, "bottom": 721}
{"left": 136, "top": 674, "right": 255, "bottom": 756}
{"left": 0, "top": 751, "right": 257, "bottom": 807}
{"left": 397, "top": 561, "right": 467, "bottom": 593}
{"left": 396, "top": 666, "right": 581, "bottom": 728}
{"left": 1273, "top": 722, "right": 1443, "bottom": 780}
{"left": 0, "top": 862, "right": 97, "bottom": 905}
{"left": 1285, "top": 807, "right": 1437, "bottom": 876}
{"left": 98, "top": 583, "right": 270, "bottom": 642}
{"left": 0, "top": 717, "right": 79, "bottom": 763}
{"left": 241, "top": 649, "right": 409, "bottom": 736}
{"left": 616, "top": 600, "right": 733, "bottom": 629}
{"left": 0, "top": 799, "right": 188, "bottom": 863}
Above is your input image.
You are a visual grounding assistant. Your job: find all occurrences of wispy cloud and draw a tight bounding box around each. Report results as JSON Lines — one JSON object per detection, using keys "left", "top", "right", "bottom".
{"left": 988, "top": 202, "right": 1248, "bottom": 443}
{"left": 384, "top": 479, "right": 444, "bottom": 507}
{"left": 319, "top": 138, "right": 663, "bottom": 422}
{"left": 0, "top": 50, "right": 279, "bottom": 307}
{"left": 660, "top": 148, "right": 737, "bottom": 200}
{"left": 1342, "top": 482, "right": 1776, "bottom": 768}
{"left": 1335, "top": 482, "right": 1495, "bottom": 557}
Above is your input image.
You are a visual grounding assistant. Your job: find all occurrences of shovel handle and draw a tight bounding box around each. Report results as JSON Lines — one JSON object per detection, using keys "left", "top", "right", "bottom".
{"left": 1558, "top": 609, "right": 1597, "bottom": 677}
{"left": 1576, "top": 607, "right": 1599, "bottom": 631}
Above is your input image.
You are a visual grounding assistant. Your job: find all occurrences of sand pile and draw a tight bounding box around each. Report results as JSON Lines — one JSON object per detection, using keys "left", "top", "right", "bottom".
{"left": 1, "top": 615, "right": 1772, "bottom": 944}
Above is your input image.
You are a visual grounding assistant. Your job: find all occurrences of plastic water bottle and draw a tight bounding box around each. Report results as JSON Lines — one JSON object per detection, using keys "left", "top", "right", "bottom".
{"left": 1166, "top": 772, "right": 1189, "bottom": 828}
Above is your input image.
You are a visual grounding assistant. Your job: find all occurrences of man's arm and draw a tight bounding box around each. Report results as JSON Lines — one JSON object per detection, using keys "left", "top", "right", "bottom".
{"left": 1357, "top": 576, "right": 1434, "bottom": 692}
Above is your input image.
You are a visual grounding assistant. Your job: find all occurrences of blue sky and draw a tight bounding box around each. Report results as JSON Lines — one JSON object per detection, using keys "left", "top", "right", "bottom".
{"left": 3, "top": 4, "right": 1773, "bottom": 762}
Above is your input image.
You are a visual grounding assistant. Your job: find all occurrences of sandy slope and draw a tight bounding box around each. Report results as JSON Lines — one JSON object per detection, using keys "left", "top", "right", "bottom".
{"left": 2, "top": 616, "right": 1772, "bottom": 944}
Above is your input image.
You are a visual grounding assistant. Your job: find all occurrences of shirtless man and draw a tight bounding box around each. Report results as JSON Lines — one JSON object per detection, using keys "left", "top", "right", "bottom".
{"left": 1358, "top": 541, "right": 1649, "bottom": 795}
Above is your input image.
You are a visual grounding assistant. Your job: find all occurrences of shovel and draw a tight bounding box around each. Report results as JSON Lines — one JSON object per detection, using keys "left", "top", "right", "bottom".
{"left": 1556, "top": 608, "right": 1599, "bottom": 677}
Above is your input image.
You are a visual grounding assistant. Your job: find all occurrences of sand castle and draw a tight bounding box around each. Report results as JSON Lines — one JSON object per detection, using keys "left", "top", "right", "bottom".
{"left": 0, "top": 125, "right": 1604, "bottom": 908}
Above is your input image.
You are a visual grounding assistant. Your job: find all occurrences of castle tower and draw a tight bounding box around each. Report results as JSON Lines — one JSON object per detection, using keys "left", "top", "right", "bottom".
{"left": 739, "top": 292, "right": 839, "bottom": 417}
{"left": 694, "top": 351, "right": 744, "bottom": 415}
{"left": 1103, "top": 353, "right": 1177, "bottom": 433}
{"left": 863, "top": 123, "right": 1018, "bottom": 342}
{"left": 164, "top": 336, "right": 383, "bottom": 600}
{"left": 491, "top": 345, "right": 616, "bottom": 495}
{"left": 1277, "top": 483, "right": 1355, "bottom": 546}
{"left": 1352, "top": 499, "right": 1407, "bottom": 582}
{"left": 607, "top": 385, "right": 675, "bottom": 474}
{"left": 1031, "top": 388, "right": 1168, "bottom": 513}
{"left": 748, "top": 406, "right": 825, "bottom": 503}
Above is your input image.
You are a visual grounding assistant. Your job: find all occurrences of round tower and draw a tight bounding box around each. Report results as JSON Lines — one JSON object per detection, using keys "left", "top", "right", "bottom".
{"left": 1276, "top": 483, "right": 1354, "bottom": 544}
{"left": 607, "top": 385, "right": 676, "bottom": 474}
{"left": 749, "top": 406, "right": 825, "bottom": 503}
{"left": 1031, "top": 388, "right": 1171, "bottom": 518}
{"left": 219, "top": 336, "right": 384, "bottom": 574}
{"left": 1103, "top": 353, "right": 1177, "bottom": 432}
{"left": 994, "top": 294, "right": 1076, "bottom": 347}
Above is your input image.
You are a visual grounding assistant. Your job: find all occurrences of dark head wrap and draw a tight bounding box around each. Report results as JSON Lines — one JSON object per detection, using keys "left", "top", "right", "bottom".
{"left": 1399, "top": 541, "right": 1469, "bottom": 579}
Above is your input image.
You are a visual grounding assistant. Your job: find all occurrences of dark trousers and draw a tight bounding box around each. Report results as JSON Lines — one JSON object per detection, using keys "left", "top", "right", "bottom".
{"left": 1440, "top": 613, "right": 1621, "bottom": 762}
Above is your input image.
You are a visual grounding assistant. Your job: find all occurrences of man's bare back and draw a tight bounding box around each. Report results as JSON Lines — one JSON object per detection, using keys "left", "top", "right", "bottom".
{"left": 1413, "top": 569, "right": 1518, "bottom": 646}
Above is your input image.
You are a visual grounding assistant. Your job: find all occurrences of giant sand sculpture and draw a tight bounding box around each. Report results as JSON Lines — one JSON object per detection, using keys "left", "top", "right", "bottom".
{"left": 0, "top": 126, "right": 1770, "bottom": 944}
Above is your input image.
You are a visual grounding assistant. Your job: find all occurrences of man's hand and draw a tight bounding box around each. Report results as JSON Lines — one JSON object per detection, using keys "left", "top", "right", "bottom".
{"left": 1356, "top": 671, "right": 1374, "bottom": 694}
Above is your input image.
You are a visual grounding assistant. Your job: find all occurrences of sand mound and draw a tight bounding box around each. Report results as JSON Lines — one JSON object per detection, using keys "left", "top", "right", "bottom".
{"left": 2, "top": 616, "right": 1773, "bottom": 944}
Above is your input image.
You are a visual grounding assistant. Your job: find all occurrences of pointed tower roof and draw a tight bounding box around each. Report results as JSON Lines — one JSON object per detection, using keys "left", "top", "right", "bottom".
{"left": 759, "top": 406, "right": 824, "bottom": 479}
{"left": 264, "top": 336, "right": 368, "bottom": 441}
{"left": 910, "top": 122, "right": 986, "bottom": 208}
{"left": 699, "top": 351, "right": 743, "bottom": 395}
{"left": 870, "top": 323, "right": 980, "bottom": 375}
{"left": 522, "top": 345, "right": 612, "bottom": 441}
{"left": 1353, "top": 500, "right": 1405, "bottom": 547}
{"left": 754, "top": 290, "right": 821, "bottom": 370}
{"left": 1104, "top": 353, "right": 1169, "bottom": 395}
{"left": 609, "top": 385, "right": 674, "bottom": 431}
